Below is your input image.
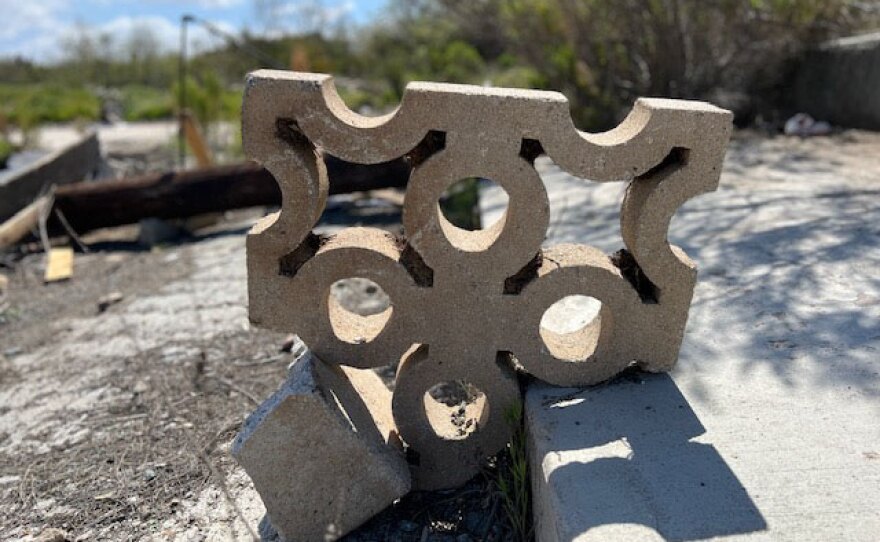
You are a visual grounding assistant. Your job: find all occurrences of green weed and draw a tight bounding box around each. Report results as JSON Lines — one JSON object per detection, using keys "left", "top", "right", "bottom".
{"left": 497, "top": 401, "right": 533, "bottom": 542}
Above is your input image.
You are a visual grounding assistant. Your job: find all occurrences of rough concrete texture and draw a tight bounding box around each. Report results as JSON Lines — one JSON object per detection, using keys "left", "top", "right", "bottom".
{"left": 0, "top": 204, "right": 406, "bottom": 540}
{"left": 242, "top": 70, "right": 732, "bottom": 489}
{"left": 391, "top": 347, "right": 520, "bottom": 490}
{"left": 233, "top": 351, "right": 410, "bottom": 542}
{"left": 480, "top": 133, "right": 880, "bottom": 541}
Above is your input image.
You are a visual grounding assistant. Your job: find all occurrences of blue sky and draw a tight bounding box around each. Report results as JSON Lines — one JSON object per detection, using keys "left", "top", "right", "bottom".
{"left": 0, "top": 0, "right": 387, "bottom": 62}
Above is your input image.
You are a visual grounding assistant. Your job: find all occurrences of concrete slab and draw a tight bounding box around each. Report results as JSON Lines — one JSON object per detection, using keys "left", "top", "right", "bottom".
{"left": 482, "top": 133, "right": 880, "bottom": 541}
{"left": 528, "top": 374, "right": 768, "bottom": 542}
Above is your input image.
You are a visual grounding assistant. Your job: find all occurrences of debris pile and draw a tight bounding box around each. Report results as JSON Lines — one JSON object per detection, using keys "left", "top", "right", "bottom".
{"left": 233, "top": 349, "right": 411, "bottom": 541}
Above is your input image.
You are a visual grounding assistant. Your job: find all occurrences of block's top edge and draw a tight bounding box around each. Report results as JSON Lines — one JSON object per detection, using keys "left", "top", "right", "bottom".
{"left": 407, "top": 80, "right": 568, "bottom": 102}
{"left": 637, "top": 97, "right": 734, "bottom": 116}
{"left": 247, "top": 68, "right": 330, "bottom": 83}
{"left": 242, "top": 69, "right": 734, "bottom": 178}
{"left": 245, "top": 70, "right": 730, "bottom": 116}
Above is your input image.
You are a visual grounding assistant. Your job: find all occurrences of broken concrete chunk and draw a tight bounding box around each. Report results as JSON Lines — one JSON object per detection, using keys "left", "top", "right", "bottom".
{"left": 233, "top": 351, "right": 410, "bottom": 542}
{"left": 0, "top": 130, "right": 100, "bottom": 223}
{"left": 526, "top": 376, "right": 767, "bottom": 542}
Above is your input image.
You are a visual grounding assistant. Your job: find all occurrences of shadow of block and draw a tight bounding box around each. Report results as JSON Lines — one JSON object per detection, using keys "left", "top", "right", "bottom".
{"left": 528, "top": 373, "right": 767, "bottom": 541}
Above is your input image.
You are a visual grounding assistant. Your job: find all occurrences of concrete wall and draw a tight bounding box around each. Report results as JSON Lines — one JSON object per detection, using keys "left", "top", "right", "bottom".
{"left": 792, "top": 32, "right": 880, "bottom": 130}
{"left": 0, "top": 130, "right": 101, "bottom": 222}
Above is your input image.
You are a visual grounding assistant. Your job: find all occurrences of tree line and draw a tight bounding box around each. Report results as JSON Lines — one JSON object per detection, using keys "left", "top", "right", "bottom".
{"left": 0, "top": 0, "right": 876, "bottom": 131}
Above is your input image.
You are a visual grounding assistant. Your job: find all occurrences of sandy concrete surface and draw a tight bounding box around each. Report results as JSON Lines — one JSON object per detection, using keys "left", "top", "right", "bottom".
{"left": 1, "top": 130, "right": 876, "bottom": 541}
{"left": 480, "top": 131, "right": 880, "bottom": 541}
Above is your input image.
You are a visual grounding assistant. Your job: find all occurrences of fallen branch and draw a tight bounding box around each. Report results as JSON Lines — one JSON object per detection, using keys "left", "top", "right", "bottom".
{"left": 50, "top": 157, "right": 410, "bottom": 236}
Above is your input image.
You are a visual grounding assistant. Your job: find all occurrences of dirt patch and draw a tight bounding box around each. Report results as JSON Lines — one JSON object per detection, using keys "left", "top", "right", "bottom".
{"left": 0, "top": 244, "right": 191, "bottom": 356}
{"left": 0, "top": 213, "right": 523, "bottom": 540}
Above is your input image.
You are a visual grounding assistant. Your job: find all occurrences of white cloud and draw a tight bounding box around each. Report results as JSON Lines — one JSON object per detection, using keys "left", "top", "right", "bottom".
{"left": 257, "top": 0, "right": 355, "bottom": 34}
{"left": 1, "top": 13, "right": 237, "bottom": 62}
{"left": 88, "top": 15, "right": 230, "bottom": 54}
{"left": 0, "top": 0, "right": 247, "bottom": 62}
{"left": 0, "top": 0, "right": 70, "bottom": 41}
{"left": 0, "top": 0, "right": 360, "bottom": 63}
{"left": 0, "top": 0, "right": 73, "bottom": 61}
{"left": 192, "top": 0, "right": 245, "bottom": 7}
{"left": 125, "top": 0, "right": 244, "bottom": 7}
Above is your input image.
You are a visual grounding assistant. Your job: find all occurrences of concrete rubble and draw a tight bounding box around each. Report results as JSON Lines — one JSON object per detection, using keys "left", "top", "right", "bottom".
{"left": 236, "top": 67, "right": 732, "bottom": 532}
{"left": 0, "top": 130, "right": 101, "bottom": 223}
{"left": 232, "top": 347, "right": 410, "bottom": 541}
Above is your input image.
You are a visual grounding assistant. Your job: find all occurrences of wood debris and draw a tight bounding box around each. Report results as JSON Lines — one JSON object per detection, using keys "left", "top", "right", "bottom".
{"left": 44, "top": 247, "right": 74, "bottom": 283}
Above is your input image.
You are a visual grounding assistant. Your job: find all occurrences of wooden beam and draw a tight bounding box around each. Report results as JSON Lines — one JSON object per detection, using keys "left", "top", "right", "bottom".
{"left": 0, "top": 195, "right": 51, "bottom": 250}
{"left": 181, "top": 111, "right": 214, "bottom": 167}
{"left": 49, "top": 156, "right": 410, "bottom": 236}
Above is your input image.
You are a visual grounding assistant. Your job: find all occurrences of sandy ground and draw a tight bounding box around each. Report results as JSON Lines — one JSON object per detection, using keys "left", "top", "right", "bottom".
{"left": 482, "top": 129, "right": 880, "bottom": 541}
{"left": 0, "top": 225, "right": 279, "bottom": 541}
{"left": 1, "top": 129, "right": 879, "bottom": 540}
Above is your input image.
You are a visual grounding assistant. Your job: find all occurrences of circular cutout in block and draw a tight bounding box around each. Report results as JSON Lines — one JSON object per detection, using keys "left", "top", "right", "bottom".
{"left": 438, "top": 178, "right": 509, "bottom": 232}
{"left": 403, "top": 148, "right": 549, "bottom": 279}
{"left": 437, "top": 178, "right": 508, "bottom": 253}
{"left": 328, "top": 278, "right": 392, "bottom": 345}
{"left": 392, "top": 347, "right": 520, "bottom": 490}
{"left": 540, "top": 295, "right": 602, "bottom": 361}
{"left": 424, "top": 381, "right": 488, "bottom": 441}
{"left": 291, "top": 231, "right": 419, "bottom": 369}
{"left": 438, "top": 178, "right": 510, "bottom": 254}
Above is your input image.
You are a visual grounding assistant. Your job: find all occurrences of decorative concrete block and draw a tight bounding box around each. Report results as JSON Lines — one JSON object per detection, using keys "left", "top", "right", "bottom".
{"left": 232, "top": 351, "right": 410, "bottom": 541}
{"left": 241, "top": 70, "right": 732, "bottom": 490}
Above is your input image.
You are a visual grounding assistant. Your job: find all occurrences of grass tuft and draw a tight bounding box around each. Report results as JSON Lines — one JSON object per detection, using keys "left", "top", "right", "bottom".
{"left": 497, "top": 401, "right": 533, "bottom": 541}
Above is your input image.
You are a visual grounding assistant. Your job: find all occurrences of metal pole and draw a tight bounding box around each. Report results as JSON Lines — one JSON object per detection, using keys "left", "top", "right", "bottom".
{"left": 178, "top": 15, "right": 193, "bottom": 169}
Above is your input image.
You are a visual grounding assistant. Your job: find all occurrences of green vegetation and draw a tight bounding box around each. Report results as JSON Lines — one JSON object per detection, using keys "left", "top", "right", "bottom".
{"left": 0, "top": 85, "right": 99, "bottom": 130}
{"left": 386, "top": 0, "right": 875, "bottom": 128}
{"left": 497, "top": 401, "right": 532, "bottom": 542}
{"left": 172, "top": 76, "right": 242, "bottom": 125}
{"left": 439, "top": 178, "right": 482, "bottom": 231}
{"left": 119, "top": 86, "right": 174, "bottom": 121}
{"left": 0, "top": 82, "right": 240, "bottom": 126}
{"left": 0, "top": 138, "right": 13, "bottom": 168}
{"left": 0, "top": 0, "right": 874, "bottom": 136}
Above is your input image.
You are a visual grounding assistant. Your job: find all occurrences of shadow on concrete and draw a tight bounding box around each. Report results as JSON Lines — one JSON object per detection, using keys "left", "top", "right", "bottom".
{"left": 534, "top": 372, "right": 767, "bottom": 541}
{"left": 509, "top": 141, "right": 880, "bottom": 400}
{"left": 671, "top": 181, "right": 880, "bottom": 400}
